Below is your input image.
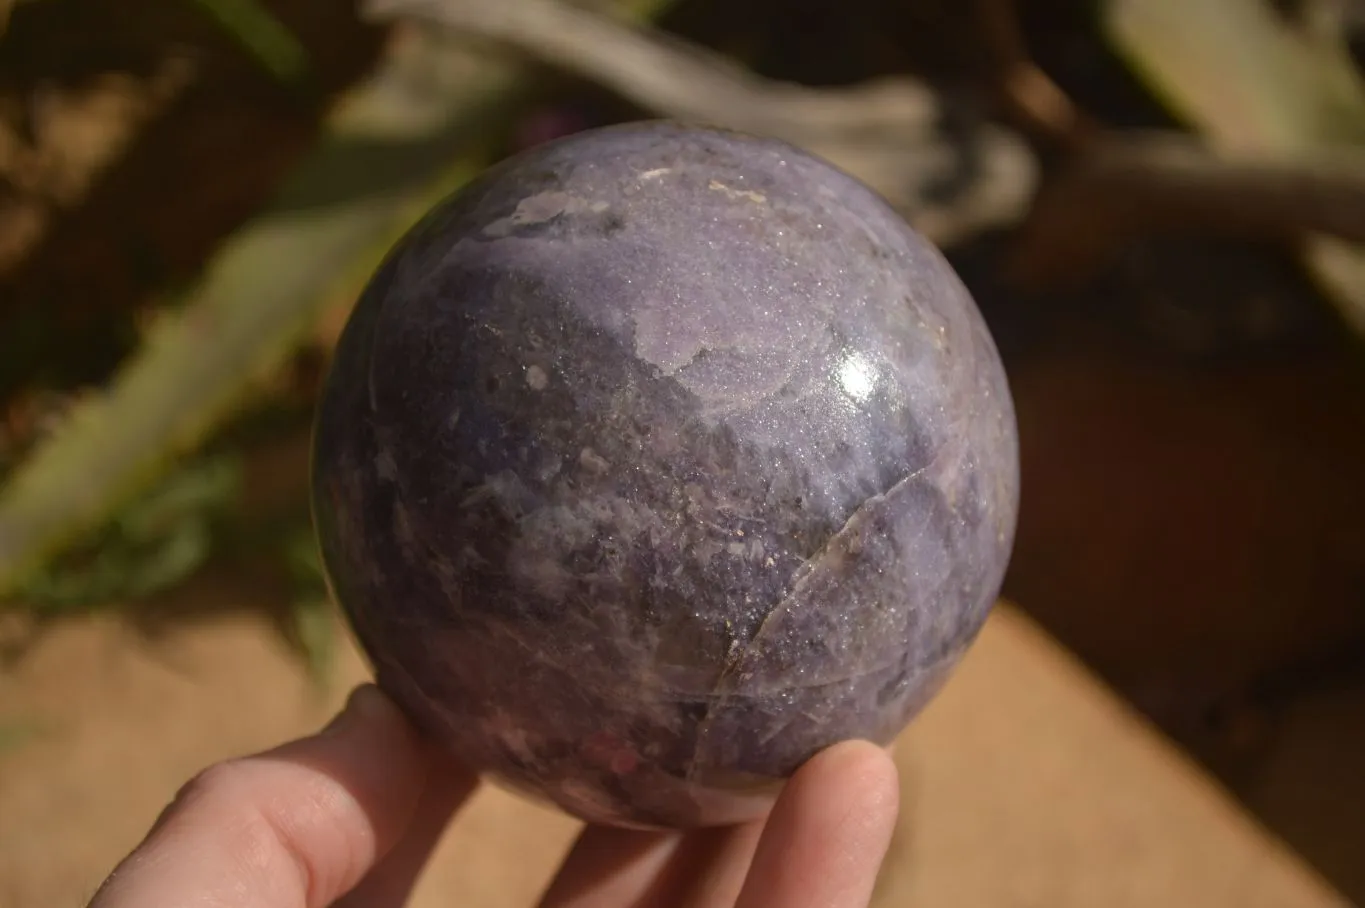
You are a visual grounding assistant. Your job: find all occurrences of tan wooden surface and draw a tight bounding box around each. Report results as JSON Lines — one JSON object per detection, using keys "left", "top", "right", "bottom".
{"left": 0, "top": 603, "right": 1350, "bottom": 907}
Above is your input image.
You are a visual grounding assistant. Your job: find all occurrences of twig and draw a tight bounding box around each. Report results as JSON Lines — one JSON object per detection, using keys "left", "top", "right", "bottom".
{"left": 1007, "top": 131, "right": 1365, "bottom": 290}
{"left": 0, "top": 0, "right": 35, "bottom": 38}
{"left": 974, "top": 0, "right": 1099, "bottom": 153}
{"left": 367, "top": 0, "right": 935, "bottom": 139}
{"left": 362, "top": 0, "right": 1037, "bottom": 246}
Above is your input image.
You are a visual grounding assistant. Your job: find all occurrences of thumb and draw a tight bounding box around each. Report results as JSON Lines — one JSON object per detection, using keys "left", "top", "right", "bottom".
{"left": 89, "top": 684, "right": 477, "bottom": 908}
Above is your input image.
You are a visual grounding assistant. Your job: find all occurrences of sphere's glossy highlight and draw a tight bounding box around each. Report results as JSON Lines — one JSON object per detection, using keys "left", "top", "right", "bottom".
{"left": 311, "top": 121, "right": 1020, "bottom": 828}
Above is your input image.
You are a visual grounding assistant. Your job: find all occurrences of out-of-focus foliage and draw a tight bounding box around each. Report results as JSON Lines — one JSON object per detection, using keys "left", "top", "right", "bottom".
{"left": 0, "top": 0, "right": 676, "bottom": 605}
{"left": 188, "top": 0, "right": 311, "bottom": 87}
{"left": 16, "top": 454, "right": 240, "bottom": 611}
{"left": 0, "top": 0, "right": 1362, "bottom": 632}
{"left": 1107, "top": 0, "right": 1365, "bottom": 334}
{"left": 283, "top": 528, "right": 336, "bottom": 686}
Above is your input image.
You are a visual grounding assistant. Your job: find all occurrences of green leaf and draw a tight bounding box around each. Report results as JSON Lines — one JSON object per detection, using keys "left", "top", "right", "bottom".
{"left": 0, "top": 0, "right": 680, "bottom": 603}
{"left": 283, "top": 526, "right": 335, "bottom": 688}
{"left": 188, "top": 0, "right": 311, "bottom": 88}
{"left": 291, "top": 596, "right": 338, "bottom": 689}
{"left": 1109, "top": 0, "right": 1365, "bottom": 148}
{"left": 15, "top": 456, "right": 239, "bottom": 610}
{"left": 1106, "top": 0, "right": 1365, "bottom": 335}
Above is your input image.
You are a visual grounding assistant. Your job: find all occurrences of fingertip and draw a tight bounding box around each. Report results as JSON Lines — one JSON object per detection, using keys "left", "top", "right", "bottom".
{"left": 797, "top": 737, "right": 901, "bottom": 824}
{"left": 316, "top": 683, "right": 400, "bottom": 738}
{"left": 734, "top": 739, "right": 901, "bottom": 908}
{"left": 90, "top": 683, "right": 477, "bottom": 908}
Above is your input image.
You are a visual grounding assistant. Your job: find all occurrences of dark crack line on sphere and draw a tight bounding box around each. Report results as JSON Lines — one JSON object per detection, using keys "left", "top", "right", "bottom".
{"left": 683, "top": 436, "right": 961, "bottom": 782}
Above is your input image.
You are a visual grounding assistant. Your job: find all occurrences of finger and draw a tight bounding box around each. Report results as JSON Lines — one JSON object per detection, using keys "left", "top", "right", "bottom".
{"left": 537, "top": 825, "right": 683, "bottom": 908}
{"left": 89, "top": 684, "right": 478, "bottom": 908}
{"left": 682, "top": 744, "right": 897, "bottom": 908}
{"left": 733, "top": 740, "right": 900, "bottom": 908}
{"left": 664, "top": 820, "right": 766, "bottom": 908}
{"left": 539, "top": 818, "right": 767, "bottom": 908}
{"left": 334, "top": 749, "right": 478, "bottom": 907}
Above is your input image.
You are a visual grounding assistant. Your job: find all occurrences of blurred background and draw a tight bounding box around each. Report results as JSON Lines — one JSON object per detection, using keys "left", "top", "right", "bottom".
{"left": 1, "top": 0, "right": 1364, "bottom": 905}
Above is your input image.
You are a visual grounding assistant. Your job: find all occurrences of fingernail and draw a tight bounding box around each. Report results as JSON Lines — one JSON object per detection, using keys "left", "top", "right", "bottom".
{"left": 321, "top": 683, "right": 390, "bottom": 737}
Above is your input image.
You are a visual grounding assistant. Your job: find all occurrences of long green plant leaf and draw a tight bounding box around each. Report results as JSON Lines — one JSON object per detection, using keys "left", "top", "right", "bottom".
{"left": 1106, "top": 0, "right": 1365, "bottom": 335}
{"left": 188, "top": 0, "right": 311, "bottom": 87}
{"left": 0, "top": 0, "right": 677, "bottom": 599}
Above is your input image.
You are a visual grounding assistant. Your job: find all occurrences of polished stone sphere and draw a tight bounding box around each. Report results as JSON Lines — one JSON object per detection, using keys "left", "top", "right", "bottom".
{"left": 311, "top": 121, "right": 1019, "bottom": 829}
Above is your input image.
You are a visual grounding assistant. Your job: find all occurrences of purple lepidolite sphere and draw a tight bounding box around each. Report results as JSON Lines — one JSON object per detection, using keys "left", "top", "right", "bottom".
{"left": 311, "top": 121, "right": 1019, "bottom": 829}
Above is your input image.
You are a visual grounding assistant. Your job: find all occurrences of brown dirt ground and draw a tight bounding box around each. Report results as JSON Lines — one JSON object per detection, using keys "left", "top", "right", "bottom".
{"left": 0, "top": 602, "right": 1354, "bottom": 908}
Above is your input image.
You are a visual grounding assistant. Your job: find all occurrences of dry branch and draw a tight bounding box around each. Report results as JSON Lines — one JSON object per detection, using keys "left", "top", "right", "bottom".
{"left": 363, "top": 0, "right": 1037, "bottom": 246}
{"left": 974, "top": 0, "right": 1100, "bottom": 152}
{"left": 1008, "top": 132, "right": 1365, "bottom": 290}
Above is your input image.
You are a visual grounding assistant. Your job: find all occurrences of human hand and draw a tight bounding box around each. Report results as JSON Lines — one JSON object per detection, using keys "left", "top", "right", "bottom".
{"left": 88, "top": 684, "right": 900, "bottom": 908}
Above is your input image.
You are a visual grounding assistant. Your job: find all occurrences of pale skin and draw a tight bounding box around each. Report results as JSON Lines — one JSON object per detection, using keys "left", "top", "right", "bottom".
{"left": 87, "top": 684, "right": 901, "bottom": 908}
